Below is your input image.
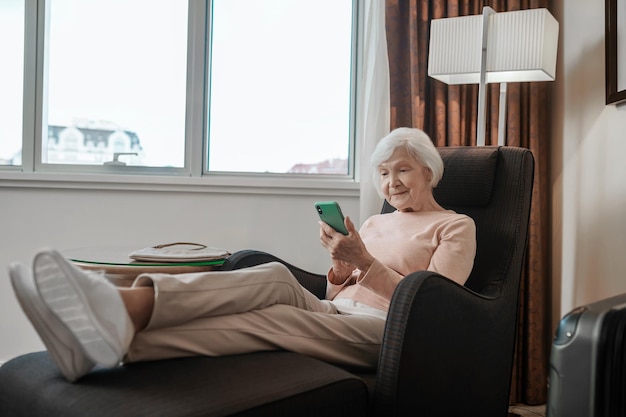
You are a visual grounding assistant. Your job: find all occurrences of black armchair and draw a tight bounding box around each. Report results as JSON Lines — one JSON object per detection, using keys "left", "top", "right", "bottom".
{"left": 221, "top": 146, "right": 535, "bottom": 417}
{"left": 0, "top": 146, "right": 534, "bottom": 417}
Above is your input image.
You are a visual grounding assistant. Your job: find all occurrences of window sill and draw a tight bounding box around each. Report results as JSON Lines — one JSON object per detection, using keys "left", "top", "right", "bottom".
{"left": 0, "top": 171, "right": 361, "bottom": 197}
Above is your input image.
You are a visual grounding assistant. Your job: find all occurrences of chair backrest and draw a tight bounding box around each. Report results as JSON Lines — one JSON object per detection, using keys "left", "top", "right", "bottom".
{"left": 382, "top": 146, "right": 535, "bottom": 298}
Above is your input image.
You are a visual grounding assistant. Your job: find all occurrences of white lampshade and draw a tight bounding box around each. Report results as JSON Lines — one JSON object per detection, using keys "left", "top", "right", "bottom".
{"left": 428, "top": 8, "right": 559, "bottom": 85}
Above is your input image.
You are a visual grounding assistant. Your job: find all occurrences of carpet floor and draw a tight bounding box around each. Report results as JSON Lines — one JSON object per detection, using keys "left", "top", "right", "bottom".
{"left": 508, "top": 403, "right": 546, "bottom": 417}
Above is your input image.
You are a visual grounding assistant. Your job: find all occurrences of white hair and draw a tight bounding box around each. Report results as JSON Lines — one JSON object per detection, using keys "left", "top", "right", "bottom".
{"left": 370, "top": 127, "right": 444, "bottom": 198}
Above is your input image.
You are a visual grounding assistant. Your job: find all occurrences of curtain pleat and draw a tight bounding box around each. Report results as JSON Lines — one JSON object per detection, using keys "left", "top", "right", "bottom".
{"left": 385, "top": 0, "right": 552, "bottom": 405}
{"left": 357, "top": 0, "right": 391, "bottom": 222}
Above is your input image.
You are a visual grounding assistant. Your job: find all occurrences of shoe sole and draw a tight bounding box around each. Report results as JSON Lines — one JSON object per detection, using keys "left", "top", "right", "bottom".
{"left": 33, "top": 250, "right": 125, "bottom": 368}
{"left": 9, "top": 263, "right": 93, "bottom": 382}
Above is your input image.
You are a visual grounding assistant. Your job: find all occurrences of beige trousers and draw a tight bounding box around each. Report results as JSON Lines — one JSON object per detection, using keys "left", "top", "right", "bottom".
{"left": 125, "top": 262, "right": 385, "bottom": 370}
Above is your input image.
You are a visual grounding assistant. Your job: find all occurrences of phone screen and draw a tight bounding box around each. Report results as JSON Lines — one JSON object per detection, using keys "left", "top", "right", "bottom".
{"left": 315, "top": 201, "right": 348, "bottom": 235}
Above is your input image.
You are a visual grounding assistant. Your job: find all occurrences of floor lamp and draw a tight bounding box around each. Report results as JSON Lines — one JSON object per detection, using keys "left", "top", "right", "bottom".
{"left": 427, "top": 7, "right": 559, "bottom": 146}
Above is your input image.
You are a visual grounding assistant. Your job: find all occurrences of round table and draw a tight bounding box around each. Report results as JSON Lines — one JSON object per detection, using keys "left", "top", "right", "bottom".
{"left": 62, "top": 245, "right": 225, "bottom": 286}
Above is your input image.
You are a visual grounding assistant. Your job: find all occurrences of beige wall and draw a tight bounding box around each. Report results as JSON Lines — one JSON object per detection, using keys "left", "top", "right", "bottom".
{"left": 553, "top": 0, "right": 626, "bottom": 327}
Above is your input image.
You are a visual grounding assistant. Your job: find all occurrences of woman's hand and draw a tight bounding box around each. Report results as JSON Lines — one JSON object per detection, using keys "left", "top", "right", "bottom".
{"left": 319, "top": 216, "right": 375, "bottom": 278}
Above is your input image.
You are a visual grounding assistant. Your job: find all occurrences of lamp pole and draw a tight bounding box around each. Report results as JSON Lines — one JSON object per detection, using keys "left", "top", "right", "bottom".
{"left": 477, "top": 6, "right": 495, "bottom": 146}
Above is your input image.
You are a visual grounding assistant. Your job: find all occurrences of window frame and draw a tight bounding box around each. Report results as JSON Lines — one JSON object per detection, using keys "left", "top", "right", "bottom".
{"left": 0, "top": 0, "right": 360, "bottom": 196}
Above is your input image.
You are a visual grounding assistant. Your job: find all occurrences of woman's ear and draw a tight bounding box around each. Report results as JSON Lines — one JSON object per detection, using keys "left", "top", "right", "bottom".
{"left": 424, "top": 166, "right": 433, "bottom": 182}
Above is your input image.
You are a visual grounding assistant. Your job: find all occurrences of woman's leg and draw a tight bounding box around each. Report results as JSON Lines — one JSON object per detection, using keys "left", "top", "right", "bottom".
{"left": 132, "top": 262, "right": 336, "bottom": 331}
{"left": 119, "top": 287, "right": 154, "bottom": 331}
{"left": 32, "top": 251, "right": 347, "bottom": 375}
{"left": 128, "top": 304, "right": 385, "bottom": 370}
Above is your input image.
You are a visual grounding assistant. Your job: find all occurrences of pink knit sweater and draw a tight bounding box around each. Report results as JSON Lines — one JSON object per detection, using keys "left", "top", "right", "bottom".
{"left": 326, "top": 210, "right": 476, "bottom": 312}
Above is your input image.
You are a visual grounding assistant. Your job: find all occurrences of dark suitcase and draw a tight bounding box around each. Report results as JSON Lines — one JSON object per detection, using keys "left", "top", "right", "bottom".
{"left": 547, "top": 293, "right": 626, "bottom": 417}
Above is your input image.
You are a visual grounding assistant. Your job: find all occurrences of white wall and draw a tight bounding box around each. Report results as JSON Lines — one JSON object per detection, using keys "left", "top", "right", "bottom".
{"left": 0, "top": 184, "right": 359, "bottom": 362}
{"left": 553, "top": 0, "right": 626, "bottom": 324}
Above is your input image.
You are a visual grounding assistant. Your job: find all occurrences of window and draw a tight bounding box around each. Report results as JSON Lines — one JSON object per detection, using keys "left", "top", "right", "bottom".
{"left": 1, "top": 0, "right": 357, "bottom": 179}
{"left": 44, "top": 0, "right": 188, "bottom": 168}
{"left": 0, "top": 0, "right": 25, "bottom": 166}
{"left": 207, "top": 0, "right": 354, "bottom": 175}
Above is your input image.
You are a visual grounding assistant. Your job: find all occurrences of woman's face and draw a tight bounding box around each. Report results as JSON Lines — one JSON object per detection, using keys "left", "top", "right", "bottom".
{"left": 378, "top": 147, "right": 433, "bottom": 212}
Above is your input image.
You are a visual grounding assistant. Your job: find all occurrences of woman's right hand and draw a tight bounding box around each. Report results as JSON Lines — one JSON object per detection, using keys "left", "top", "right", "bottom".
{"left": 319, "top": 216, "right": 374, "bottom": 281}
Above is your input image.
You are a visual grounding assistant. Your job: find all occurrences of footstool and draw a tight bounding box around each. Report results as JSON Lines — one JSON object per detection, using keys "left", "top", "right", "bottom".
{"left": 0, "top": 351, "right": 368, "bottom": 416}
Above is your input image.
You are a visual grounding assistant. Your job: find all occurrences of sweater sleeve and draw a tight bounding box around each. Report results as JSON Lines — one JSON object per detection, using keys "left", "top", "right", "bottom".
{"left": 325, "top": 260, "right": 403, "bottom": 305}
{"left": 427, "top": 216, "right": 476, "bottom": 285}
{"left": 325, "top": 267, "right": 355, "bottom": 300}
{"left": 355, "top": 259, "right": 404, "bottom": 303}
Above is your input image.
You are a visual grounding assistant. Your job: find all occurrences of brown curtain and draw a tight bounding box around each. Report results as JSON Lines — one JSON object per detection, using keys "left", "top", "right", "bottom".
{"left": 385, "top": 0, "right": 552, "bottom": 405}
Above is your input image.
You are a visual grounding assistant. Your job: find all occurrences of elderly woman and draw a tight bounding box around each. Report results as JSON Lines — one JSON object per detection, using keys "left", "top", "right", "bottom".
{"left": 9, "top": 127, "right": 476, "bottom": 383}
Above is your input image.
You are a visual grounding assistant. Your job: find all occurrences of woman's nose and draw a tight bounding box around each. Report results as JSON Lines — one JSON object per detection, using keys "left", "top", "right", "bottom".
{"left": 389, "top": 173, "right": 400, "bottom": 185}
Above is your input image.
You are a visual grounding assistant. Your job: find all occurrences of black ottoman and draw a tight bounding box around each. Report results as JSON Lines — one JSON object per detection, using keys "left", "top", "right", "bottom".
{"left": 0, "top": 351, "right": 368, "bottom": 417}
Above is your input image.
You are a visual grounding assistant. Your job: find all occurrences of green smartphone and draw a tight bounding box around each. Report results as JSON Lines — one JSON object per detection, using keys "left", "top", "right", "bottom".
{"left": 315, "top": 201, "right": 348, "bottom": 235}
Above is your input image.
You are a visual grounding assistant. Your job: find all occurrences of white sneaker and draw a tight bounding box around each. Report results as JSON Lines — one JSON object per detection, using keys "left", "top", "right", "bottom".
{"left": 9, "top": 262, "right": 95, "bottom": 382}
{"left": 33, "top": 249, "right": 134, "bottom": 368}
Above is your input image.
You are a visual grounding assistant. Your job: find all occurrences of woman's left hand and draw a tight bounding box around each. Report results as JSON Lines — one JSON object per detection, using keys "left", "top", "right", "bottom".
{"left": 319, "top": 216, "right": 375, "bottom": 273}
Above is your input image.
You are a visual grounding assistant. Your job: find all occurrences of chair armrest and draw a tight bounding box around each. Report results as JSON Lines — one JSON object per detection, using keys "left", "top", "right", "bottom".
{"left": 375, "top": 271, "right": 515, "bottom": 417}
{"left": 221, "top": 250, "right": 328, "bottom": 300}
